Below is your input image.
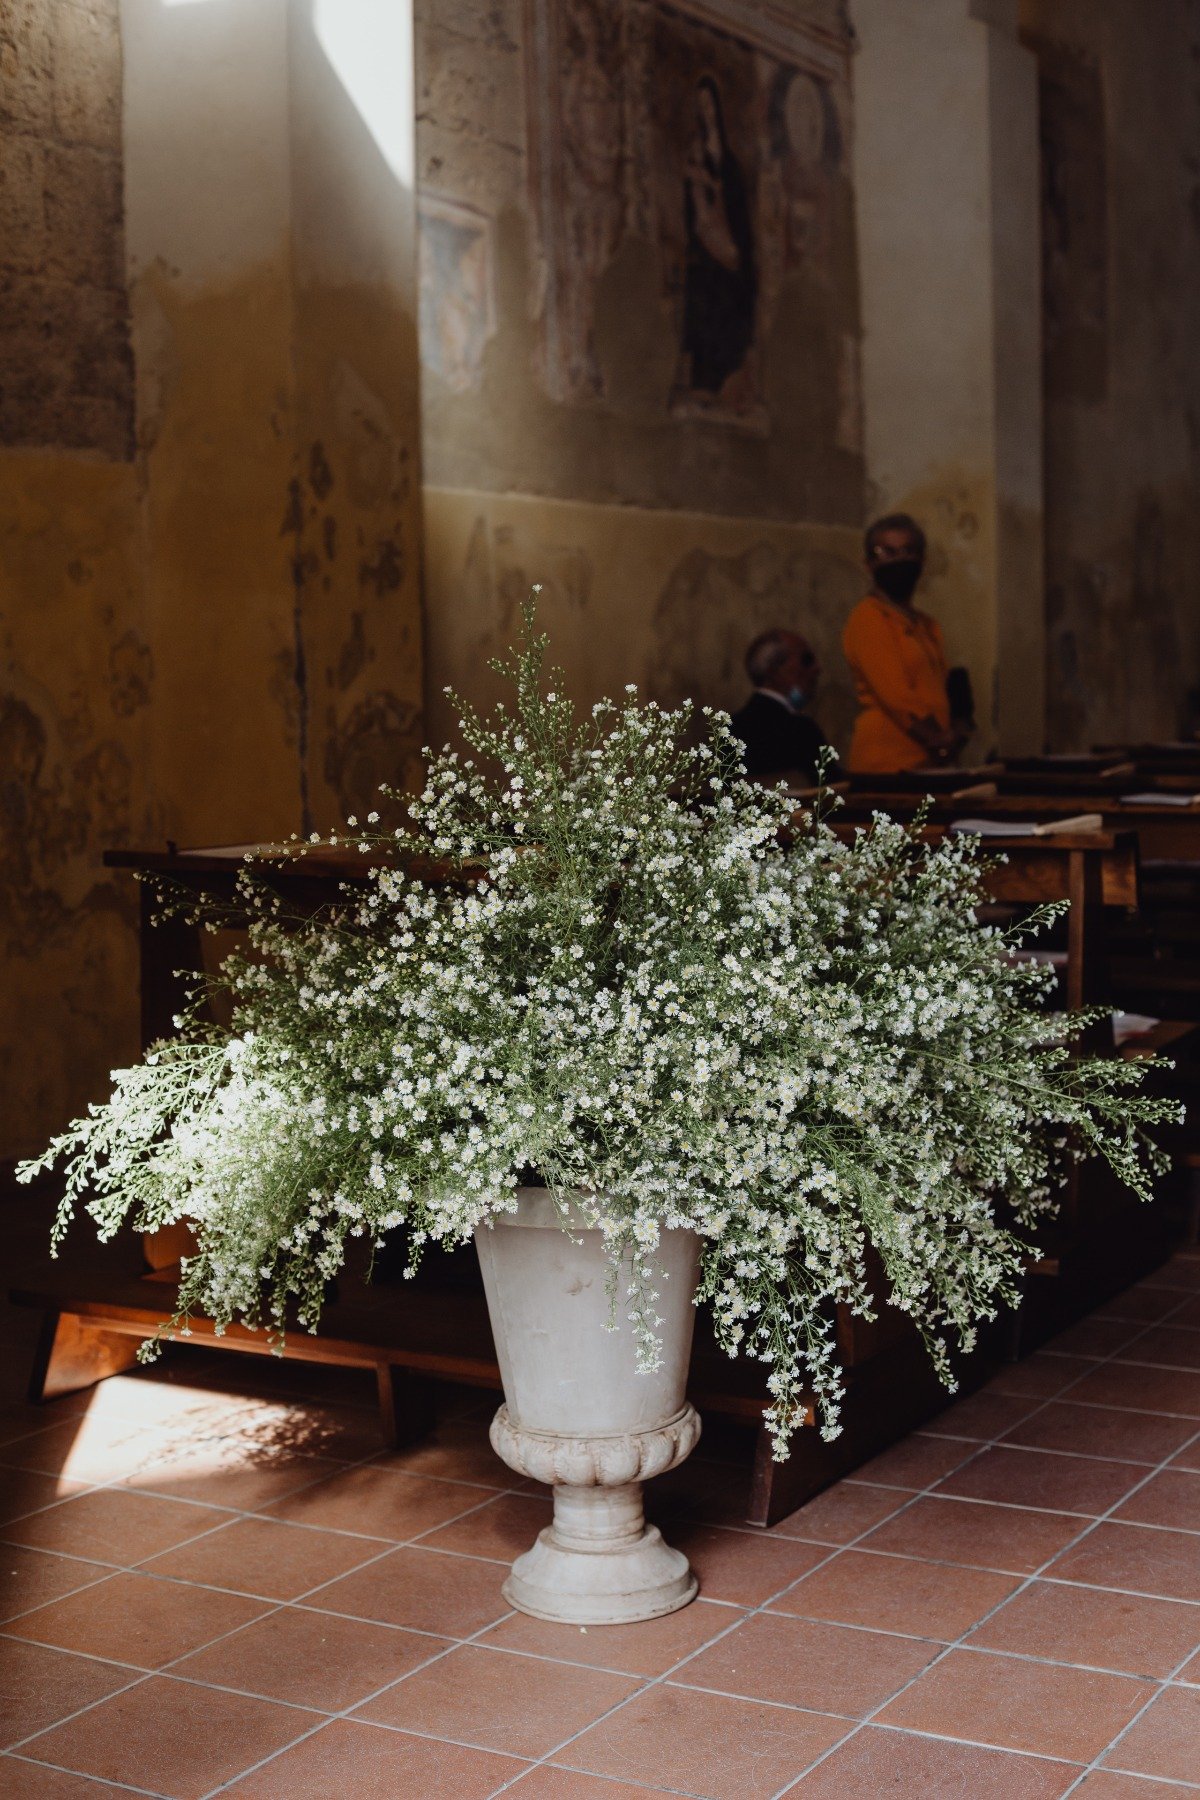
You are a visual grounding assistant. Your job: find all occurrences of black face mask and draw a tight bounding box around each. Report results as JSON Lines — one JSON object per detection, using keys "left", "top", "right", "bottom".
{"left": 874, "top": 558, "right": 923, "bottom": 603}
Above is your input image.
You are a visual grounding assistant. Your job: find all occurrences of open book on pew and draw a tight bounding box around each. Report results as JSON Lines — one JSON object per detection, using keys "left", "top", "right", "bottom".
{"left": 180, "top": 843, "right": 292, "bottom": 858}
{"left": 1111, "top": 1011, "right": 1161, "bottom": 1048}
{"left": 949, "top": 814, "right": 1103, "bottom": 838}
{"left": 1118, "top": 791, "right": 1200, "bottom": 807}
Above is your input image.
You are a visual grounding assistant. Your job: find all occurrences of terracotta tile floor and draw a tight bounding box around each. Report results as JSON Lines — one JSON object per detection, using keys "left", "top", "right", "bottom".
{"left": 1, "top": 1249, "right": 1199, "bottom": 1798}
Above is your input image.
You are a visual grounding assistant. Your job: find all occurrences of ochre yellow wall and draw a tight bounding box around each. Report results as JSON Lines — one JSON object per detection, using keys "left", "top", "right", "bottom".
{"left": 131, "top": 256, "right": 426, "bottom": 843}
{"left": 134, "top": 254, "right": 304, "bottom": 845}
{"left": 0, "top": 450, "right": 147, "bottom": 1153}
{"left": 2, "top": 260, "right": 425, "bottom": 1163}
{"left": 1, "top": 0, "right": 426, "bottom": 1164}
{"left": 292, "top": 279, "right": 427, "bottom": 822}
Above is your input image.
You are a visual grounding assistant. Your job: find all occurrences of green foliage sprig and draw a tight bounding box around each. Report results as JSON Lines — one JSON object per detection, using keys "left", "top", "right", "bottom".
{"left": 19, "top": 604, "right": 1180, "bottom": 1455}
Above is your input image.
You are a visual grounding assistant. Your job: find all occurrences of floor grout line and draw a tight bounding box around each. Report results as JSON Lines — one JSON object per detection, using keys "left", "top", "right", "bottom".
{"left": 1057, "top": 1631, "right": 1200, "bottom": 1796}
{"left": 762, "top": 1278, "right": 1200, "bottom": 1797}
{"left": 195, "top": 1601, "right": 531, "bottom": 1799}
{"left": 3, "top": 1747, "right": 175, "bottom": 1798}
{"left": 928, "top": 1425, "right": 1200, "bottom": 1454}
{"left": 2, "top": 1517, "right": 512, "bottom": 1785}
{"left": 2, "top": 1271, "right": 1199, "bottom": 1796}
{"left": 482, "top": 1458, "right": 971, "bottom": 1795}
{"left": 1, "top": 1437, "right": 521, "bottom": 1514}
{"left": 0, "top": 1419, "right": 456, "bottom": 1771}
{"left": 2, "top": 1666, "right": 152, "bottom": 1764}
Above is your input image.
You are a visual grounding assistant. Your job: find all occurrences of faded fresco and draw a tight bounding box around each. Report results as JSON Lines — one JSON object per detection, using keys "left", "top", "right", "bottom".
{"left": 648, "top": 538, "right": 860, "bottom": 745}
{"left": 525, "top": 0, "right": 848, "bottom": 424}
{"left": 420, "top": 487, "right": 865, "bottom": 768}
{"left": 418, "top": 196, "right": 497, "bottom": 394}
{"left": 415, "top": 0, "right": 861, "bottom": 521}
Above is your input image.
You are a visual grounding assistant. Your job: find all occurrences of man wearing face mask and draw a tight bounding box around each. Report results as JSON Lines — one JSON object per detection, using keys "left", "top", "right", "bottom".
{"left": 729, "top": 628, "right": 837, "bottom": 786}
{"left": 843, "top": 513, "right": 968, "bottom": 773}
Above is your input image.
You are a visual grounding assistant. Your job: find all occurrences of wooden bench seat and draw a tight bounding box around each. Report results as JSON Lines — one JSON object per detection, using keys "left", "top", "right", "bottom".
{"left": 1110, "top": 960, "right": 1200, "bottom": 1017}
{"left": 14, "top": 1260, "right": 497, "bottom": 1448}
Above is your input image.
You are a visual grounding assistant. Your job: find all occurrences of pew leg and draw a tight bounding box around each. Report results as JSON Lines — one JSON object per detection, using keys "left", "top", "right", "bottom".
{"left": 29, "top": 1309, "right": 141, "bottom": 1404}
{"left": 745, "top": 1425, "right": 777, "bottom": 1527}
{"left": 745, "top": 1423, "right": 817, "bottom": 1528}
{"left": 1185, "top": 1156, "right": 1200, "bottom": 1248}
{"left": 375, "top": 1362, "right": 436, "bottom": 1450}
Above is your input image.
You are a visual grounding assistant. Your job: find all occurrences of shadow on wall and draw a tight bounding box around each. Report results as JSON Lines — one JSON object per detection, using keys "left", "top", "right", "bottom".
{"left": 1046, "top": 492, "right": 1189, "bottom": 749}
{"left": 647, "top": 542, "right": 862, "bottom": 751}
{"left": 421, "top": 493, "right": 865, "bottom": 761}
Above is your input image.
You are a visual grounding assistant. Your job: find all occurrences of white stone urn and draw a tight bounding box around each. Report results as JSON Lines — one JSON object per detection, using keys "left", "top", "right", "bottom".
{"left": 474, "top": 1188, "right": 702, "bottom": 1625}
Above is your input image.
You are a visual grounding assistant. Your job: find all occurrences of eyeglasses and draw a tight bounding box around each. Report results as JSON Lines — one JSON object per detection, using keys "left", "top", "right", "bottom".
{"left": 869, "top": 543, "right": 923, "bottom": 562}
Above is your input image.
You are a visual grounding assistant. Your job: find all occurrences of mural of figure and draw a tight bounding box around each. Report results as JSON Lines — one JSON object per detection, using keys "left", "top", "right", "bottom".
{"left": 419, "top": 202, "right": 495, "bottom": 395}
{"left": 679, "top": 75, "right": 757, "bottom": 397}
{"left": 558, "top": 0, "right": 626, "bottom": 397}
{"left": 526, "top": 0, "right": 849, "bottom": 425}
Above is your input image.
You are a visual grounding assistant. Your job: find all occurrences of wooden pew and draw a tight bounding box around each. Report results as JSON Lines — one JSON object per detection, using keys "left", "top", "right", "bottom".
{"left": 8, "top": 833, "right": 1172, "bottom": 1527}
{"left": 1094, "top": 740, "right": 1200, "bottom": 774}
{"left": 852, "top": 752, "right": 1200, "bottom": 798}
{"left": 828, "top": 815, "right": 1138, "bottom": 1011}
{"left": 13, "top": 1246, "right": 786, "bottom": 1457}
{"left": 840, "top": 790, "right": 1200, "bottom": 1019}
{"left": 736, "top": 823, "right": 1167, "bottom": 1523}
{"left": 843, "top": 785, "right": 1200, "bottom": 860}
{"left": 847, "top": 759, "right": 1140, "bottom": 799}
{"left": 835, "top": 791, "right": 1198, "bottom": 1263}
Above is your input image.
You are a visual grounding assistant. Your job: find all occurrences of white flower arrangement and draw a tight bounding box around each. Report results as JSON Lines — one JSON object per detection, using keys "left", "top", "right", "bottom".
{"left": 20, "top": 607, "right": 1179, "bottom": 1456}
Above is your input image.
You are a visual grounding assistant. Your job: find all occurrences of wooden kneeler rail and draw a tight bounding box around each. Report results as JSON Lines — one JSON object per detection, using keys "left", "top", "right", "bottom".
{"left": 11, "top": 1261, "right": 815, "bottom": 1522}
{"left": 14, "top": 1265, "right": 499, "bottom": 1447}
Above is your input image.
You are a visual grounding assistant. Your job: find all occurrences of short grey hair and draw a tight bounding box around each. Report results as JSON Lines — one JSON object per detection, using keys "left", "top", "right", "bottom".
{"left": 864, "top": 511, "right": 926, "bottom": 560}
{"left": 745, "top": 628, "right": 795, "bottom": 687}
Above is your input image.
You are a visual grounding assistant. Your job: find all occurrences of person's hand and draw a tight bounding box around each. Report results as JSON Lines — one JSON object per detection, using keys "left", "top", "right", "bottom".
{"left": 908, "top": 715, "right": 960, "bottom": 760}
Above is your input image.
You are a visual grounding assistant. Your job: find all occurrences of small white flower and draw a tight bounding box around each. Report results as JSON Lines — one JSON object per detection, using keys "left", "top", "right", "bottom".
{"left": 27, "top": 606, "right": 1172, "bottom": 1460}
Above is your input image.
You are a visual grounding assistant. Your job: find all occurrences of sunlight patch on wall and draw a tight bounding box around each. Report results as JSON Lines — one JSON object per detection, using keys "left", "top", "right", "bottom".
{"left": 314, "top": 0, "right": 414, "bottom": 188}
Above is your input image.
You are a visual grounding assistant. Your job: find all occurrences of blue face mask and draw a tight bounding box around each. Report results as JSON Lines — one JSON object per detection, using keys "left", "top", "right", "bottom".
{"left": 787, "top": 686, "right": 810, "bottom": 712}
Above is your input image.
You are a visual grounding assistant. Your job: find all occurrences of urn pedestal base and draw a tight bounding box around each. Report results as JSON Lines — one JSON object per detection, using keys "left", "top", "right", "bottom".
{"left": 489, "top": 1400, "right": 702, "bottom": 1625}
{"left": 504, "top": 1482, "right": 697, "bottom": 1624}
{"left": 475, "top": 1194, "right": 703, "bottom": 1626}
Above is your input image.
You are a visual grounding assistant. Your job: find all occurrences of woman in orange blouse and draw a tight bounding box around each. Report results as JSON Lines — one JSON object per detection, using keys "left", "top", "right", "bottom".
{"left": 842, "top": 513, "right": 966, "bottom": 774}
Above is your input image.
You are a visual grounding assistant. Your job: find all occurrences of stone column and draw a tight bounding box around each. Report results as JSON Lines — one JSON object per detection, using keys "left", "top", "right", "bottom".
{"left": 119, "top": 0, "right": 423, "bottom": 846}
{"left": 851, "top": 0, "right": 1044, "bottom": 755}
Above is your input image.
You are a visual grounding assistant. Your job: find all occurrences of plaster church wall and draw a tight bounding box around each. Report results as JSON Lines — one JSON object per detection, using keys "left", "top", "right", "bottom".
{"left": 416, "top": 0, "right": 869, "bottom": 754}
{"left": 1021, "top": 0, "right": 1200, "bottom": 748}
{"left": 7, "top": 0, "right": 1200, "bottom": 1170}
{"left": 0, "top": 0, "right": 425, "bottom": 1163}
{"left": 0, "top": 0, "right": 150, "bottom": 1166}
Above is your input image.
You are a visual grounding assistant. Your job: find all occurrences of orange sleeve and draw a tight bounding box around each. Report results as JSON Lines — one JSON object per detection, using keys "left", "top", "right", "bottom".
{"left": 929, "top": 617, "right": 949, "bottom": 668}
{"left": 843, "top": 602, "right": 947, "bottom": 731}
{"left": 842, "top": 602, "right": 883, "bottom": 687}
